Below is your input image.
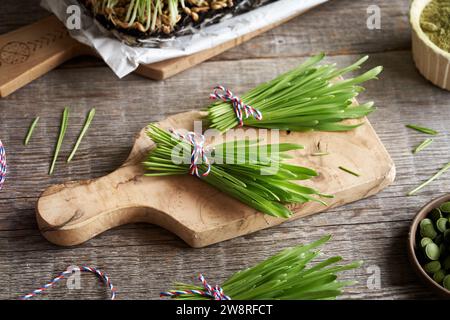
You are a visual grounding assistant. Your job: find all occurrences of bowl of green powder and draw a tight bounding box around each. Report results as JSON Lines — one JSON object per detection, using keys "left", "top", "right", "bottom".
{"left": 411, "top": 0, "right": 450, "bottom": 91}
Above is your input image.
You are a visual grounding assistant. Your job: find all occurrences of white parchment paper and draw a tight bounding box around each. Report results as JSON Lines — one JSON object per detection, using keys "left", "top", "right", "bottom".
{"left": 41, "top": 0, "right": 328, "bottom": 78}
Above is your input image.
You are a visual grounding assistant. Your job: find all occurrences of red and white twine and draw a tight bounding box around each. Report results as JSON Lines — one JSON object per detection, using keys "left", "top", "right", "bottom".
{"left": 160, "top": 274, "right": 231, "bottom": 300}
{"left": 0, "top": 139, "right": 6, "bottom": 190}
{"left": 210, "top": 86, "right": 262, "bottom": 127}
{"left": 170, "top": 129, "right": 211, "bottom": 178}
{"left": 20, "top": 266, "right": 116, "bottom": 300}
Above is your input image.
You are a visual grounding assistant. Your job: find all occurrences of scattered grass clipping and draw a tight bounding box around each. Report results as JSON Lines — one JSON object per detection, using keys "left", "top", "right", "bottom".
{"left": 339, "top": 166, "right": 360, "bottom": 177}
{"left": 49, "top": 108, "right": 69, "bottom": 175}
{"left": 408, "top": 162, "right": 450, "bottom": 196}
{"left": 413, "top": 138, "right": 433, "bottom": 154}
{"left": 67, "top": 108, "right": 96, "bottom": 163}
{"left": 311, "top": 152, "right": 330, "bottom": 156}
{"left": 24, "top": 117, "right": 40, "bottom": 146}
{"left": 406, "top": 124, "right": 438, "bottom": 135}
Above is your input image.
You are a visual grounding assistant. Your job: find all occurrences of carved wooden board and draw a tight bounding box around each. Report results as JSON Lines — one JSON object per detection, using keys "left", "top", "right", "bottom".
{"left": 36, "top": 109, "right": 396, "bottom": 248}
{"left": 0, "top": 4, "right": 321, "bottom": 98}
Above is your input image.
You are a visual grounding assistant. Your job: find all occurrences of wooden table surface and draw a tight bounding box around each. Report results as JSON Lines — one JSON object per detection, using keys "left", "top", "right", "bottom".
{"left": 1, "top": 0, "right": 449, "bottom": 300}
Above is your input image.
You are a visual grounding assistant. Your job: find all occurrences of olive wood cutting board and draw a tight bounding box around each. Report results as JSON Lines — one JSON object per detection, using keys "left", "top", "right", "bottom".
{"left": 36, "top": 109, "right": 396, "bottom": 248}
{"left": 0, "top": 4, "right": 319, "bottom": 98}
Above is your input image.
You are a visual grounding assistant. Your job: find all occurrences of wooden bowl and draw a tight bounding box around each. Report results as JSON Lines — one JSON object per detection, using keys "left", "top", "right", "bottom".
{"left": 410, "top": 0, "right": 450, "bottom": 91}
{"left": 408, "top": 194, "right": 450, "bottom": 298}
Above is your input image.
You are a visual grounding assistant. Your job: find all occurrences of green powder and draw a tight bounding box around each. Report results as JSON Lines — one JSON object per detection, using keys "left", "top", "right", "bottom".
{"left": 420, "top": 0, "right": 450, "bottom": 52}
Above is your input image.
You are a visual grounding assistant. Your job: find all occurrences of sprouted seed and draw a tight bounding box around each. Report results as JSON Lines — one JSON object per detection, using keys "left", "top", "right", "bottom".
{"left": 82, "top": 0, "right": 239, "bottom": 36}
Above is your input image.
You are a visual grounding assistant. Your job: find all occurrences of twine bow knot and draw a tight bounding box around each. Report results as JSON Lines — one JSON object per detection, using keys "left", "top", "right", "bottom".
{"left": 210, "top": 86, "right": 262, "bottom": 127}
{"left": 170, "top": 130, "right": 211, "bottom": 178}
{"left": 160, "top": 274, "right": 231, "bottom": 300}
{"left": 0, "top": 139, "right": 6, "bottom": 190}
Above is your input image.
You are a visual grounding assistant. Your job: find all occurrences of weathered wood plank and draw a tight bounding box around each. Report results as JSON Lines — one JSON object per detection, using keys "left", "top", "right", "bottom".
{"left": 0, "top": 0, "right": 411, "bottom": 62}
{"left": 1, "top": 50, "right": 449, "bottom": 299}
{"left": 1, "top": 0, "right": 449, "bottom": 300}
{"left": 214, "top": 0, "right": 412, "bottom": 60}
{"left": 1, "top": 220, "right": 435, "bottom": 300}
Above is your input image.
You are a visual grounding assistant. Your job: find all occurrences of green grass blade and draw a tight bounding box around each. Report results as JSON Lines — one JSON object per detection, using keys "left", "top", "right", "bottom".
{"left": 24, "top": 117, "right": 40, "bottom": 146}
{"left": 49, "top": 108, "right": 69, "bottom": 175}
{"left": 67, "top": 108, "right": 96, "bottom": 163}
{"left": 406, "top": 124, "right": 438, "bottom": 135}
{"left": 408, "top": 162, "right": 450, "bottom": 196}
{"left": 412, "top": 138, "right": 433, "bottom": 154}
{"left": 338, "top": 166, "right": 360, "bottom": 177}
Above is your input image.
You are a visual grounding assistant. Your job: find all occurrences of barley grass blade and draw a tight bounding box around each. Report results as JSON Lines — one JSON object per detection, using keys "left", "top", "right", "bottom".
{"left": 413, "top": 138, "right": 433, "bottom": 154}
{"left": 67, "top": 108, "right": 96, "bottom": 163}
{"left": 311, "top": 152, "right": 329, "bottom": 156}
{"left": 24, "top": 117, "right": 40, "bottom": 146}
{"left": 49, "top": 108, "right": 69, "bottom": 175}
{"left": 408, "top": 162, "right": 450, "bottom": 196}
{"left": 406, "top": 124, "right": 438, "bottom": 135}
{"left": 338, "top": 166, "right": 360, "bottom": 177}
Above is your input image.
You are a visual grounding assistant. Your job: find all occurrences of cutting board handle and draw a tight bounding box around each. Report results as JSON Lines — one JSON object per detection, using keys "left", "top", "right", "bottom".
{"left": 0, "top": 16, "right": 86, "bottom": 97}
{"left": 36, "top": 161, "right": 201, "bottom": 247}
{"left": 37, "top": 164, "right": 142, "bottom": 246}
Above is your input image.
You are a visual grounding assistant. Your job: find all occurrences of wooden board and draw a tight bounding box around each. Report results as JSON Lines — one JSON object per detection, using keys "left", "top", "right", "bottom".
{"left": 36, "top": 109, "right": 395, "bottom": 248}
{"left": 3, "top": 0, "right": 448, "bottom": 300}
{"left": 0, "top": 6, "right": 319, "bottom": 98}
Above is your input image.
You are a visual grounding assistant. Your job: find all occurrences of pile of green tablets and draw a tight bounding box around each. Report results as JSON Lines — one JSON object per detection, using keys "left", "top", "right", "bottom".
{"left": 417, "top": 201, "right": 450, "bottom": 290}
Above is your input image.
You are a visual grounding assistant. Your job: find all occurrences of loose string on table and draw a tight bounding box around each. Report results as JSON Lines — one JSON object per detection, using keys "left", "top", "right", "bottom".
{"left": 20, "top": 266, "right": 116, "bottom": 300}
{"left": 210, "top": 86, "right": 263, "bottom": 127}
{"left": 160, "top": 274, "right": 231, "bottom": 300}
{"left": 170, "top": 129, "right": 211, "bottom": 178}
{"left": 0, "top": 139, "right": 6, "bottom": 191}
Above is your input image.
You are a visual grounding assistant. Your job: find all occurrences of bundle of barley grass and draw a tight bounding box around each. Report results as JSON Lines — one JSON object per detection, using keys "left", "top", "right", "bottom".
{"left": 161, "top": 235, "right": 362, "bottom": 300}
{"left": 207, "top": 54, "right": 383, "bottom": 133}
{"left": 144, "top": 124, "right": 331, "bottom": 218}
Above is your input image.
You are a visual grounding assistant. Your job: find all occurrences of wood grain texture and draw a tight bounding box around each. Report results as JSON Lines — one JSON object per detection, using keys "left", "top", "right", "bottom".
{"left": 0, "top": 0, "right": 449, "bottom": 300}
{"left": 36, "top": 109, "right": 394, "bottom": 248}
